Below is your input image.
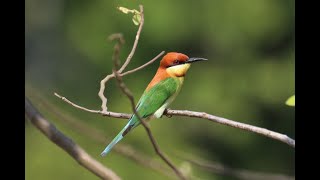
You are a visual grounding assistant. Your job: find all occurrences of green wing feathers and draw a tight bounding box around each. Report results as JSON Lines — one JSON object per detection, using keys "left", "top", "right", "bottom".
{"left": 129, "top": 77, "right": 180, "bottom": 126}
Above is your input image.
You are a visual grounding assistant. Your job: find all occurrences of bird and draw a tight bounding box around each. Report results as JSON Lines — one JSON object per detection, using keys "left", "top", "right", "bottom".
{"left": 101, "top": 52, "right": 207, "bottom": 156}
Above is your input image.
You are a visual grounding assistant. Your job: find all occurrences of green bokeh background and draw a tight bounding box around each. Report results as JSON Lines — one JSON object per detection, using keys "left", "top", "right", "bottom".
{"left": 25, "top": 0, "right": 295, "bottom": 179}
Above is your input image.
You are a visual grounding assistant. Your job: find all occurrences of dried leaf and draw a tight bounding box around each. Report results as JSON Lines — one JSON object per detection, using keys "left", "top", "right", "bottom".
{"left": 117, "top": 7, "right": 132, "bottom": 14}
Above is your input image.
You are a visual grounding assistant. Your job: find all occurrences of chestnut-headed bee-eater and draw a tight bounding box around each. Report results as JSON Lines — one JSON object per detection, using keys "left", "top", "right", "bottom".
{"left": 101, "top": 52, "right": 207, "bottom": 156}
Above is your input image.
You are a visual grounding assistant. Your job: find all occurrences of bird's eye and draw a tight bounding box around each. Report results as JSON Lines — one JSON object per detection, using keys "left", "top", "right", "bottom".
{"left": 168, "top": 59, "right": 182, "bottom": 67}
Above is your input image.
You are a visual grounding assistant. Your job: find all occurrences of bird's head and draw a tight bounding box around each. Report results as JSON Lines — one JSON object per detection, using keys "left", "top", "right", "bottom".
{"left": 160, "top": 52, "right": 207, "bottom": 77}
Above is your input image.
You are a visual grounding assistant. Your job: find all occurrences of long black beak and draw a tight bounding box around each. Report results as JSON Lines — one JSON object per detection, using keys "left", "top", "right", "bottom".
{"left": 186, "top": 57, "right": 208, "bottom": 63}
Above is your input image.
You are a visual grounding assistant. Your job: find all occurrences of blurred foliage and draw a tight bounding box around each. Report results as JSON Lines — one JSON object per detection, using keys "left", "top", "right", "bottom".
{"left": 26, "top": 0, "right": 294, "bottom": 179}
{"left": 286, "top": 95, "right": 295, "bottom": 106}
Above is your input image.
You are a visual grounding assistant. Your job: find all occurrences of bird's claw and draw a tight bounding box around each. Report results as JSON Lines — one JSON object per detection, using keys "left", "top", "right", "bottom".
{"left": 163, "top": 109, "right": 173, "bottom": 118}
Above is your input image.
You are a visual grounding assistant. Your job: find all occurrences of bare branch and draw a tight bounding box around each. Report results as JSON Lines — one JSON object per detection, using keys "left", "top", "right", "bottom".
{"left": 25, "top": 97, "right": 121, "bottom": 180}
{"left": 165, "top": 109, "right": 295, "bottom": 148}
{"left": 54, "top": 93, "right": 295, "bottom": 148}
{"left": 55, "top": 92, "right": 132, "bottom": 119}
{"left": 117, "top": 6, "right": 145, "bottom": 73}
{"left": 54, "top": 92, "right": 101, "bottom": 114}
{"left": 179, "top": 155, "right": 294, "bottom": 180}
{"left": 110, "top": 33, "right": 125, "bottom": 70}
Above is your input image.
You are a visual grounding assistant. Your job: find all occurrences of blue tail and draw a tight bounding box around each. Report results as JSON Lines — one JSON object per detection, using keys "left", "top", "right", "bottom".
{"left": 100, "top": 120, "right": 134, "bottom": 157}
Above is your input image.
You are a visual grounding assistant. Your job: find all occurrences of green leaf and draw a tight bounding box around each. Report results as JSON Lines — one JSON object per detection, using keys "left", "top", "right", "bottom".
{"left": 132, "top": 13, "right": 141, "bottom": 26}
{"left": 285, "top": 95, "right": 295, "bottom": 106}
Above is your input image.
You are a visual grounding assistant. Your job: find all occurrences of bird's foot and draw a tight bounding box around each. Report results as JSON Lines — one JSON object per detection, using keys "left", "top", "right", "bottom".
{"left": 163, "top": 108, "right": 173, "bottom": 118}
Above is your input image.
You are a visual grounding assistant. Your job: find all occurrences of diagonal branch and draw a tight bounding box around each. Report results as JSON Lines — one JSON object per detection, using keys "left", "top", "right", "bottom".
{"left": 121, "top": 51, "right": 164, "bottom": 76}
{"left": 30, "top": 92, "right": 177, "bottom": 179}
{"left": 25, "top": 97, "right": 121, "bottom": 180}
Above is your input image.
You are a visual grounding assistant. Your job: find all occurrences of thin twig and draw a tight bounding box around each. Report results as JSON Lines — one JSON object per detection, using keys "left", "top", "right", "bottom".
{"left": 179, "top": 155, "right": 294, "bottom": 180}
{"left": 121, "top": 51, "right": 165, "bottom": 76}
{"left": 110, "top": 34, "right": 125, "bottom": 69}
{"left": 98, "top": 4, "right": 145, "bottom": 113}
{"left": 54, "top": 92, "right": 131, "bottom": 119}
{"left": 117, "top": 7, "right": 144, "bottom": 73}
{"left": 54, "top": 92, "right": 101, "bottom": 114}
{"left": 25, "top": 97, "right": 121, "bottom": 180}
{"left": 165, "top": 109, "right": 295, "bottom": 148}
{"left": 54, "top": 93, "right": 295, "bottom": 148}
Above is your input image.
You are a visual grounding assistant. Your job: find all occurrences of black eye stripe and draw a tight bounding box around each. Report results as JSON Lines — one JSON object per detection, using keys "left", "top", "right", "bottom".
{"left": 167, "top": 60, "right": 185, "bottom": 68}
{"left": 176, "top": 60, "right": 186, "bottom": 64}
